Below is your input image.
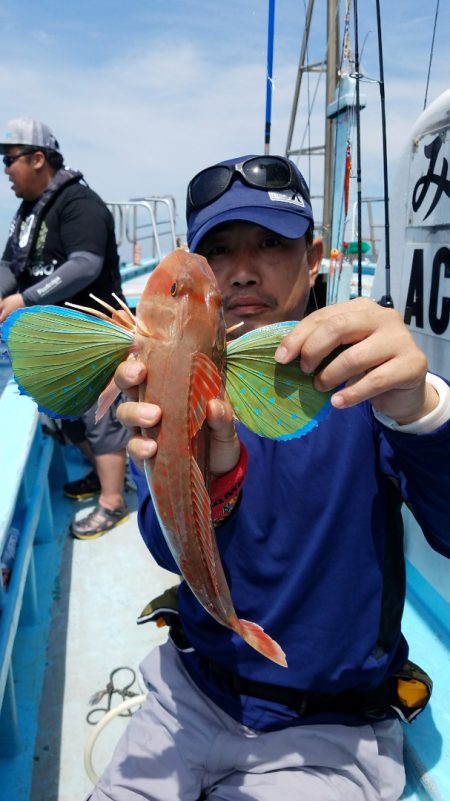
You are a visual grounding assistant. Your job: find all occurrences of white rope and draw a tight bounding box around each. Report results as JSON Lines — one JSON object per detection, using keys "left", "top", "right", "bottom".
{"left": 84, "top": 693, "right": 147, "bottom": 785}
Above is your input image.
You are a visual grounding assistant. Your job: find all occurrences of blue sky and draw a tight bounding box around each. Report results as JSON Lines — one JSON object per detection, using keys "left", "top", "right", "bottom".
{"left": 0, "top": 0, "right": 448, "bottom": 260}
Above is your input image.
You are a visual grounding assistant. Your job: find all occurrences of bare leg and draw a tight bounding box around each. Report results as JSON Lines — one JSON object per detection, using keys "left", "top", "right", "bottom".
{"left": 94, "top": 448, "right": 127, "bottom": 510}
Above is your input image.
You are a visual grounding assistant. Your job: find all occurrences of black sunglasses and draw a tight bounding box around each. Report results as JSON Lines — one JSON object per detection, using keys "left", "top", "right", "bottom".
{"left": 186, "top": 156, "right": 310, "bottom": 217}
{"left": 2, "top": 151, "right": 33, "bottom": 168}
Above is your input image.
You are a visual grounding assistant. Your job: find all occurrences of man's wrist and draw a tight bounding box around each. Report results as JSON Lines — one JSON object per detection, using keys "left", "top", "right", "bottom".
{"left": 210, "top": 443, "right": 248, "bottom": 526}
{"left": 373, "top": 373, "right": 450, "bottom": 434}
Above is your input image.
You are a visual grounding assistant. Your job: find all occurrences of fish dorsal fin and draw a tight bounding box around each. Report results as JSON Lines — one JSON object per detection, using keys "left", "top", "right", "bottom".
{"left": 225, "top": 321, "right": 332, "bottom": 440}
{"left": 189, "top": 352, "right": 222, "bottom": 440}
{"left": 189, "top": 455, "right": 221, "bottom": 597}
{"left": 3, "top": 305, "right": 135, "bottom": 419}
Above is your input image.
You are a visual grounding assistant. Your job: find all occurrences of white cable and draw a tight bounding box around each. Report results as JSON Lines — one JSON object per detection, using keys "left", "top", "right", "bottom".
{"left": 84, "top": 693, "right": 147, "bottom": 784}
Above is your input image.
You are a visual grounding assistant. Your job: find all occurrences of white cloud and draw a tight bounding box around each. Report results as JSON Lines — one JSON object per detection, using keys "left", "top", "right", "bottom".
{"left": 0, "top": 0, "right": 448, "bottom": 264}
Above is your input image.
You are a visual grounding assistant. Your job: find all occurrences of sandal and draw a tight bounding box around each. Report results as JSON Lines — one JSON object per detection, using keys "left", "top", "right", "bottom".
{"left": 71, "top": 503, "right": 129, "bottom": 540}
{"left": 64, "top": 470, "right": 101, "bottom": 500}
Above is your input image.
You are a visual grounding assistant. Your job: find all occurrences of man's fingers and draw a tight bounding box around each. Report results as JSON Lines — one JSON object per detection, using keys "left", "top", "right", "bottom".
{"left": 116, "top": 400, "right": 161, "bottom": 431}
{"left": 206, "top": 398, "right": 236, "bottom": 435}
{"left": 127, "top": 436, "right": 157, "bottom": 470}
{"left": 206, "top": 399, "right": 241, "bottom": 476}
{"left": 116, "top": 400, "right": 161, "bottom": 471}
{"left": 115, "top": 358, "right": 147, "bottom": 399}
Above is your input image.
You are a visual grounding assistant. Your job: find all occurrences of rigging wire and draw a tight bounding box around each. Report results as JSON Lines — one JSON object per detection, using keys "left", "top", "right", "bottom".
{"left": 305, "top": 0, "right": 312, "bottom": 190}
{"left": 292, "top": 1, "right": 325, "bottom": 180}
{"left": 292, "top": 3, "right": 338, "bottom": 189}
{"left": 423, "top": 0, "right": 440, "bottom": 110}
{"left": 375, "top": 0, "right": 393, "bottom": 307}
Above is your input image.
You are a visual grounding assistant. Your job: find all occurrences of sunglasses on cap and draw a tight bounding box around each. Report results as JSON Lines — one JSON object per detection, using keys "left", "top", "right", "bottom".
{"left": 2, "top": 151, "right": 32, "bottom": 168}
{"left": 186, "top": 156, "right": 310, "bottom": 217}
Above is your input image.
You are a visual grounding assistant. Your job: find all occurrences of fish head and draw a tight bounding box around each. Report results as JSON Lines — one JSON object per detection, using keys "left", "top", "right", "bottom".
{"left": 136, "top": 248, "right": 226, "bottom": 361}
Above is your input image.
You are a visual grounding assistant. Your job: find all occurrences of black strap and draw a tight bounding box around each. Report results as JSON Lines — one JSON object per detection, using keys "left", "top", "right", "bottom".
{"left": 161, "top": 612, "right": 432, "bottom": 721}
{"left": 166, "top": 614, "right": 394, "bottom": 719}
{"left": 204, "top": 658, "right": 393, "bottom": 718}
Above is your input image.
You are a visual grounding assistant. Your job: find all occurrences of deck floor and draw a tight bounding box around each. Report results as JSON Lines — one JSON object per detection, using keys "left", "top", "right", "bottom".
{"left": 30, "top": 467, "right": 178, "bottom": 801}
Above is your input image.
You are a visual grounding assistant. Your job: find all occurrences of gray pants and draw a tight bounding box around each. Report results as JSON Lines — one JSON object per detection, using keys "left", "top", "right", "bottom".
{"left": 88, "top": 640, "right": 405, "bottom": 801}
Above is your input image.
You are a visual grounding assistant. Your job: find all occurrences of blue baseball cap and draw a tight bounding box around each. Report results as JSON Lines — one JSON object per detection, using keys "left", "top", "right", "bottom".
{"left": 186, "top": 155, "right": 314, "bottom": 252}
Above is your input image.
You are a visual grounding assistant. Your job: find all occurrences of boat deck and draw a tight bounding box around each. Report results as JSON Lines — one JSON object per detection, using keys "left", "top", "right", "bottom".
{"left": 0, "top": 375, "right": 178, "bottom": 799}
{"left": 29, "top": 477, "right": 178, "bottom": 800}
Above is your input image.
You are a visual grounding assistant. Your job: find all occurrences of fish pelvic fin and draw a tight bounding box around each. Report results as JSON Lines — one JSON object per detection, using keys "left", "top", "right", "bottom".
{"left": 96, "top": 375, "right": 121, "bottom": 422}
{"left": 236, "top": 618, "right": 287, "bottom": 667}
{"left": 189, "top": 352, "right": 222, "bottom": 439}
{"left": 225, "top": 321, "right": 332, "bottom": 441}
{"left": 96, "top": 352, "right": 138, "bottom": 421}
{"left": 3, "top": 305, "right": 135, "bottom": 419}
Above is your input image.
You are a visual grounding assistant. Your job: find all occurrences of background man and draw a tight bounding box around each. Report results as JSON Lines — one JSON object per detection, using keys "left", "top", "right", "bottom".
{"left": 0, "top": 117, "right": 130, "bottom": 539}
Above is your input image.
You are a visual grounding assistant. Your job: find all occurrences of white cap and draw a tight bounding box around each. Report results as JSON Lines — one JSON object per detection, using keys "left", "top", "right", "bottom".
{"left": 0, "top": 117, "right": 60, "bottom": 154}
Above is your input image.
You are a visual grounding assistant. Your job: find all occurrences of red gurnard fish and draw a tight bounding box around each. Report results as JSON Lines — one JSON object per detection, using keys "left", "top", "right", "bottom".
{"left": 133, "top": 250, "right": 286, "bottom": 666}
{"left": 4, "top": 249, "right": 334, "bottom": 666}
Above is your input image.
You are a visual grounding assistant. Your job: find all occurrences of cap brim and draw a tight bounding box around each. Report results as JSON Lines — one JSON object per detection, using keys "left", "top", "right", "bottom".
{"left": 189, "top": 206, "right": 311, "bottom": 252}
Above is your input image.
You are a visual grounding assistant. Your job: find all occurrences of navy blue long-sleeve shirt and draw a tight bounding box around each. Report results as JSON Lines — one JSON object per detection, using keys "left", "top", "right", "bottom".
{"left": 132, "top": 399, "right": 450, "bottom": 731}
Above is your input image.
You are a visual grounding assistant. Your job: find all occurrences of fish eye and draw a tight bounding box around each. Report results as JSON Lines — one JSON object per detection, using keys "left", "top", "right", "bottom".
{"left": 170, "top": 282, "right": 177, "bottom": 296}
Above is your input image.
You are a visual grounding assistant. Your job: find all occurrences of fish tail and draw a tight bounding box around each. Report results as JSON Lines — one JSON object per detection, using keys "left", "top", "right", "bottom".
{"left": 237, "top": 619, "right": 287, "bottom": 667}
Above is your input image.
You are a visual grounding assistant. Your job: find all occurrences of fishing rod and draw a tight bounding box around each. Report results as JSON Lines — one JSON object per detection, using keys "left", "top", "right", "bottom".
{"left": 353, "top": 0, "right": 363, "bottom": 297}
{"left": 264, "top": 0, "right": 276, "bottom": 154}
{"left": 375, "top": 0, "right": 393, "bottom": 307}
{"left": 424, "top": 0, "right": 440, "bottom": 110}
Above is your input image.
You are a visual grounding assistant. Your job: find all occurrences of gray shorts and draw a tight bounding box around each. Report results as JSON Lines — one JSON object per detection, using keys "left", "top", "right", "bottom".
{"left": 61, "top": 395, "right": 129, "bottom": 456}
{"left": 88, "top": 640, "right": 405, "bottom": 801}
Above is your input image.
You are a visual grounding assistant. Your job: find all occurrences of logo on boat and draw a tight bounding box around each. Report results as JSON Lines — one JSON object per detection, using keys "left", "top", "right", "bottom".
{"left": 402, "top": 132, "right": 450, "bottom": 341}
{"left": 412, "top": 135, "right": 450, "bottom": 220}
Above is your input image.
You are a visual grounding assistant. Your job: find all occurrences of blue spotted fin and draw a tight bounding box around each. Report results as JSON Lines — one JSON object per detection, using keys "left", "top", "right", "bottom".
{"left": 225, "top": 321, "right": 332, "bottom": 440}
{"left": 3, "top": 306, "right": 135, "bottom": 419}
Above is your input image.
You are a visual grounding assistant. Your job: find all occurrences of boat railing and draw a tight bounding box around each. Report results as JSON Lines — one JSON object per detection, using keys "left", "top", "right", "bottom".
{"left": 0, "top": 381, "right": 68, "bottom": 757}
{"left": 107, "top": 196, "right": 178, "bottom": 264}
{"left": 350, "top": 196, "right": 385, "bottom": 261}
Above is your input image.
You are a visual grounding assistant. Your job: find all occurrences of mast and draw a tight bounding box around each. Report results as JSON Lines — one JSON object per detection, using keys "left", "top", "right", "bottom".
{"left": 285, "top": 0, "right": 316, "bottom": 156}
{"left": 285, "top": 0, "right": 339, "bottom": 257}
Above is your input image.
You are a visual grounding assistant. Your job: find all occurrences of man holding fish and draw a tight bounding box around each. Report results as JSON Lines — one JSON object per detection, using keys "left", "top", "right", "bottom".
{"left": 69, "top": 156, "right": 450, "bottom": 799}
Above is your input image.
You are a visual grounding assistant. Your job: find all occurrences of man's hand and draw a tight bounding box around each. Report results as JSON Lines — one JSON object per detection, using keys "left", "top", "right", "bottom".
{"left": 0, "top": 293, "right": 25, "bottom": 324}
{"left": 275, "top": 297, "right": 438, "bottom": 424}
{"left": 115, "top": 359, "right": 240, "bottom": 477}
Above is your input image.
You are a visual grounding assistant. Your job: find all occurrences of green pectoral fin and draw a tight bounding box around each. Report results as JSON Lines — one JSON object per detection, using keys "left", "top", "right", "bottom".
{"left": 3, "top": 306, "right": 135, "bottom": 419}
{"left": 225, "top": 322, "right": 332, "bottom": 440}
